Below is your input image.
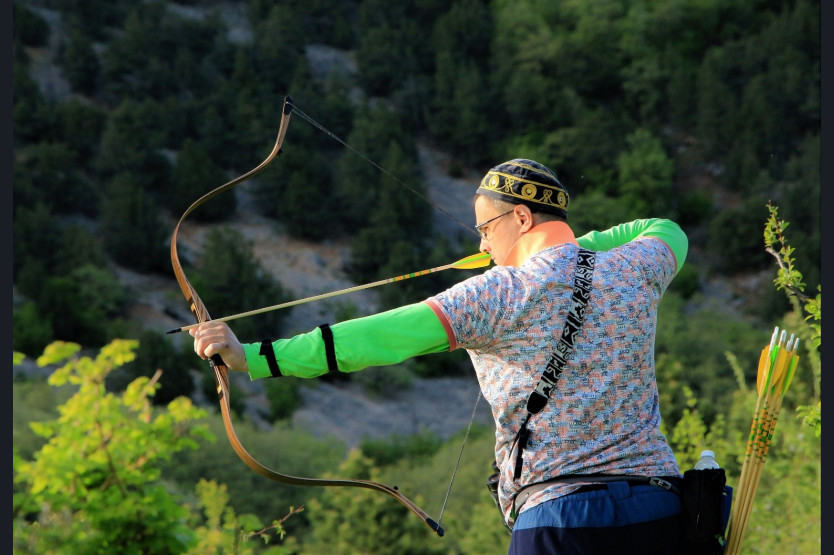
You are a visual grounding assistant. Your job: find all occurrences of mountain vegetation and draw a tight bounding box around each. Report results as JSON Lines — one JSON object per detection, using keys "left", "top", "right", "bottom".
{"left": 13, "top": 0, "right": 820, "bottom": 553}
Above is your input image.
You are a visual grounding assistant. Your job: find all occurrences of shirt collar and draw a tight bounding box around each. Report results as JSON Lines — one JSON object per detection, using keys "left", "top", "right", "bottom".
{"left": 502, "top": 221, "right": 578, "bottom": 267}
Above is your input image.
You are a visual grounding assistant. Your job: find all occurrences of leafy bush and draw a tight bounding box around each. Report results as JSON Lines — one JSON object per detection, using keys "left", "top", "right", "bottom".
{"left": 13, "top": 340, "right": 211, "bottom": 553}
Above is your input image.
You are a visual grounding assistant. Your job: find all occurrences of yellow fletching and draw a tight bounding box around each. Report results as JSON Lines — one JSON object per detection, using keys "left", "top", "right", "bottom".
{"left": 452, "top": 252, "right": 492, "bottom": 270}
{"left": 769, "top": 347, "right": 791, "bottom": 394}
{"left": 782, "top": 355, "right": 799, "bottom": 395}
{"left": 756, "top": 346, "right": 770, "bottom": 396}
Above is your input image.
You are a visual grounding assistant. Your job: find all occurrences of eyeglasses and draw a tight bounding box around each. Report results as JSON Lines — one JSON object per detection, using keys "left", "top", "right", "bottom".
{"left": 475, "top": 209, "right": 514, "bottom": 240}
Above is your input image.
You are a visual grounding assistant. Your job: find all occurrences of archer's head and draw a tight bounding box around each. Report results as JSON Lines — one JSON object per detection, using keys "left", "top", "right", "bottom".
{"left": 473, "top": 159, "right": 571, "bottom": 266}
{"left": 476, "top": 159, "right": 569, "bottom": 220}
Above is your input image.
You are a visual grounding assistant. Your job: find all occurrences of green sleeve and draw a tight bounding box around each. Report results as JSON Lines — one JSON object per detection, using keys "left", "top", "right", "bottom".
{"left": 575, "top": 218, "right": 688, "bottom": 274}
{"left": 244, "top": 302, "right": 449, "bottom": 380}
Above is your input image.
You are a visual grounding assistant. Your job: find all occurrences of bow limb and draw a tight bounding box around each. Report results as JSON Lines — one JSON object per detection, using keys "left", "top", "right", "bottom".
{"left": 169, "top": 96, "right": 443, "bottom": 537}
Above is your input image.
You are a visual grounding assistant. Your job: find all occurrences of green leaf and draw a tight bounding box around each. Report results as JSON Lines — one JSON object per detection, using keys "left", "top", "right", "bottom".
{"left": 36, "top": 341, "right": 81, "bottom": 366}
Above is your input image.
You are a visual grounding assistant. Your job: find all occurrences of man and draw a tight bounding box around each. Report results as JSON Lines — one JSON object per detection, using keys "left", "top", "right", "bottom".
{"left": 191, "top": 158, "right": 687, "bottom": 554}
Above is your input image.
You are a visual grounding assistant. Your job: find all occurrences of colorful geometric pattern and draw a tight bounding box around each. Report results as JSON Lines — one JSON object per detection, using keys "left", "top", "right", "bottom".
{"left": 428, "top": 239, "right": 680, "bottom": 523}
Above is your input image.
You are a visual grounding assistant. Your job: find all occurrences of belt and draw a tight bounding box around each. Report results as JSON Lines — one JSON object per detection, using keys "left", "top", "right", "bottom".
{"left": 513, "top": 474, "right": 682, "bottom": 517}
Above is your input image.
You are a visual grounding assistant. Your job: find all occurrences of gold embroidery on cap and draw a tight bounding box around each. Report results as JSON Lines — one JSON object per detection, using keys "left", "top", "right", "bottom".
{"left": 479, "top": 170, "right": 567, "bottom": 212}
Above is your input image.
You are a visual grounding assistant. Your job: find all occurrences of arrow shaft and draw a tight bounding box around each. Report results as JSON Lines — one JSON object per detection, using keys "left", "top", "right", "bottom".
{"left": 168, "top": 258, "right": 482, "bottom": 333}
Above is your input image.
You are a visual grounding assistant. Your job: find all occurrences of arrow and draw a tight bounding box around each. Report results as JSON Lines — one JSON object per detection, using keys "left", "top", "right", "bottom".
{"left": 167, "top": 252, "right": 492, "bottom": 334}
{"left": 725, "top": 326, "right": 801, "bottom": 555}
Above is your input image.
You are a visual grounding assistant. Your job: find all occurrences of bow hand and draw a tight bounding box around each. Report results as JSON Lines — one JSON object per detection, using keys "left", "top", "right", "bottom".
{"left": 191, "top": 321, "right": 249, "bottom": 372}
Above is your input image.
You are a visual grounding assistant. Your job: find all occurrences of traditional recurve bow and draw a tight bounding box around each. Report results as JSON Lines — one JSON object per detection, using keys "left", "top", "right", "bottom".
{"left": 170, "top": 96, "right": 444, "bottom": 536}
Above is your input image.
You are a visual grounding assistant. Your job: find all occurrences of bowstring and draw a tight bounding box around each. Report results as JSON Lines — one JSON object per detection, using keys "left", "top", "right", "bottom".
{"left": 290, "top": 104, "right": 478, "bottom": 238}
{"left": 436, "top": 390, "right": 482, "bottom": 527}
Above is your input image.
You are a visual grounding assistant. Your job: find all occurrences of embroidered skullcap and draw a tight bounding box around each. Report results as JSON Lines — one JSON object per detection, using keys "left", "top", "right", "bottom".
{"left": 476, "top": 159, "right": 568, "bottom": 218}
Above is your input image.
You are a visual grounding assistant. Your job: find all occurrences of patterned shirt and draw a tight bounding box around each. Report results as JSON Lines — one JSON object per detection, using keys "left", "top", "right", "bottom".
{"left": 426, "top": 233, "right": 680, "bottom": 523}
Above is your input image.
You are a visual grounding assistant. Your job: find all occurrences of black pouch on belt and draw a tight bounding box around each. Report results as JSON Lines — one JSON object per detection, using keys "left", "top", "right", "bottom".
{"left": 679, "top": 468, "right": 731, "bottom": 554}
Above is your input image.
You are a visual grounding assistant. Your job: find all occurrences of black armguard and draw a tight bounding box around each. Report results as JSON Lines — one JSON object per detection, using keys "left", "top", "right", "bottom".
{"left": 318, "top": 323, "right": 339, "bottom": 374}
{"left": 259, "top": 339, "right": 282, "bottom": 377}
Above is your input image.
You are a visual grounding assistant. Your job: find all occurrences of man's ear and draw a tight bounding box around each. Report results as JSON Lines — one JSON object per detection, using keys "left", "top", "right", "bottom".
{"left": 517, "top": 205, "right": 535, "bottom": 231}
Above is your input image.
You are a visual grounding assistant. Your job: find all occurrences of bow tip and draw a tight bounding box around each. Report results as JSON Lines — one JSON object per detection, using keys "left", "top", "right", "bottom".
{"left": 166, "top": 327, "right": 181, "bottom": 334}
{"left": 426, "top": 518, "right": 444, "bottom": 537}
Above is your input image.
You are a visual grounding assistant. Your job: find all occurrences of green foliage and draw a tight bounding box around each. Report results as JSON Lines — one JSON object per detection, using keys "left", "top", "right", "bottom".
{"left": 667, "top": 262, "right": 700, "bottom": 300}
{"left": 264, "top": 377, "right": 303, "bottom": 422}
{"left": 94, "top": 99, "right": 173, "bottom": 186}
{"left": 763, "top": 203, "right": 821, "bottom": 347}
{"left": 616, "top": 128, "right": 676, "bottom": 218}
{"left": 706, "top": 196, "right": 772, "bottom": 275}
{"left": 427, "top": 0, "right": 494, "bottom": 164}
{"left": 169, "top": 138, "right": 235, "bottom": 222}
{"left": 12, "top": 378, "right": 75, "bottom": 460}
{"left": 57, "top": 0, "right": 127, "bottom": 41}
{"left": 255, "top": 145, "right": 338, "bottom": 240}
{"left": 761, "top": 202, "right": 821, "bottom": 437}
{"left": 676, "top": 187, "right": 714, "bottom": 229}
{"left": 429, "top": 54, "right": 493, "bottom": 165}
{"left": 14, "top": 216, "right": 116, "bottom": 345}
{"left": 100, "top": 173, "right": 170, "bottom": 274}
{"left": 13, "top": 204, "right": 61, "bottom": 293}
{"left": 198, "top": 370, "right": 247, "bottom": 420}
{"left": 355, "top": 0, "right": 430, "bottom": 97}
{"left": 305, "top": 449, "right": 448, "bottom": 554}
{"left": 12, "top": 301, "right": 54, "bottom": 358}
{"left": 654, "top": 292, "right": 770, "bottom": 425}
{"left": 251, "top": 5, "right": 305, "bottom": 96}
{"left": 161, "top": 410, "right": 345, "bottom": 534}
{"left": 100, "top": 2, "right": 227, "bottom": 102}
{"left": 510, "top": 105, "right": 631, "bottom": 195}
{"left": 668, "top": 386, "right": 731, "bottom": 471}
{"left": 14, "top": 142, "right": 98, "bottom": 216}
{"left": 566, "top": 188, "right": 634, "bottom": 238}
{"left": 334, "top": 102, "right": 424, "bottom": 234}
{"left": 107, "top": 330, "right": 196, "bottom": 405}
{"left": 796, "top": 402, "right": 821, "bottom": 438}
{"left": 186, "top": 479, "right": 303, "bottom": 555}
{"left": 360, "top": 429, "right": 443, "bottom": 467}
{"left": 13, "top": 1, "right": 50, "bottom": 47}
{"left": 53, "top": 98, "right": 109, "bottom": 162}
{"left": 13, "top": 340, "right": 211, "bottom": 554}
{"left": 12, "top": 56, "right": 55, "bottom": 147}
{"left": 57, "top": 28, "right": 101, "bottom": 96}
{"left": 191, "top": 226, "right": 292, "bottom": 340}
{"left": 352, "top": 363, "right": 416, "bottom": 399}
{"left": 33, "top": 264, "right": 130, "bottom": 348}
{"left": 373, "top": 423, "right": 510, "bottom": 553}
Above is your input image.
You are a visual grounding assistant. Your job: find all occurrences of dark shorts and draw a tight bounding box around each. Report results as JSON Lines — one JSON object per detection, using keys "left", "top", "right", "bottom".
{"left": 509, "top": 481, "right": 682, "bottom": 555}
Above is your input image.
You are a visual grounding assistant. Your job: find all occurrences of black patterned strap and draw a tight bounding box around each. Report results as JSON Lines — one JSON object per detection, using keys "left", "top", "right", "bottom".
{"left": 513, "top": 248, "right": 595, "bottom": 480}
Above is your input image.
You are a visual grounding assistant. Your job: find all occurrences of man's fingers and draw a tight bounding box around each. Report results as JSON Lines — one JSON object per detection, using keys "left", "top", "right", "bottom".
{"left": 188, "top": 321, "right": 246, "bottom": 372}
{"left": 203, "top": 341, "right": 228, "bottom": 360}
{"left": 190, "top": 323, "right": 227, "bottom": 359}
